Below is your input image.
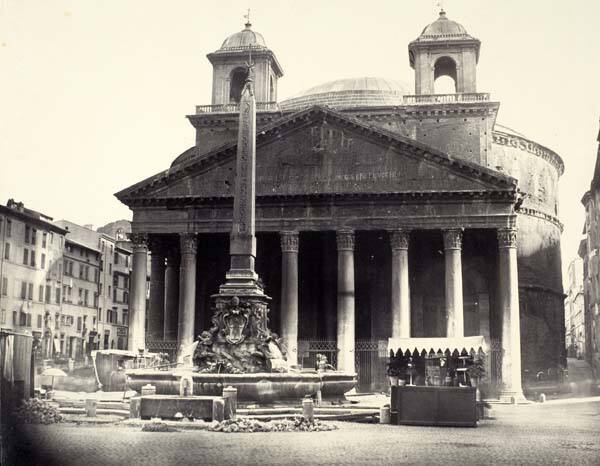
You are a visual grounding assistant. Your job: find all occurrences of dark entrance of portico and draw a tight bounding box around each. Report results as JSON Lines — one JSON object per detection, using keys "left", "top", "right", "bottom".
{"left": 178, "top": 228, "right": 501, "bottom": 392}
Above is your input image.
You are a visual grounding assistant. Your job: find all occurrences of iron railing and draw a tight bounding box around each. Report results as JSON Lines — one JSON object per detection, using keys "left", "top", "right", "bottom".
{"left": 403, "top": 93, "right": 490, "bottom": 105}
{"left": 195, "top": 101, "right": 280, "bottom": 114}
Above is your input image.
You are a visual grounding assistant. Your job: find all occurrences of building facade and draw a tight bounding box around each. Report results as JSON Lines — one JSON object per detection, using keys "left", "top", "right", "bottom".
{"left": 56, "top": 221, "right": 134, "bottom": 352}
{"left": 0, "top": 199, "right": 67, "bottom": 359}
{"left": 580, "top": 122, "right": 600, "bottom": 377}
{"left": 116, "top": 12, "right": 566, "bottom": 397}
{"left": 565, "top": 257, "right": 585, "bottom": 359}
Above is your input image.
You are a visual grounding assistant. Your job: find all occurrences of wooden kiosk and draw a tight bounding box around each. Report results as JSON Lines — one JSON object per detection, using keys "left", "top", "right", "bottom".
{"left": 388, "top": 336, "right": 486, "bottom": 427}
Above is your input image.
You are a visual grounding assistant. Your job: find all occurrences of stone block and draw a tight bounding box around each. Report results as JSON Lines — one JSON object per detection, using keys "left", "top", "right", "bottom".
{"left": 139, "top": 395, "right": 225, "bottom": 421}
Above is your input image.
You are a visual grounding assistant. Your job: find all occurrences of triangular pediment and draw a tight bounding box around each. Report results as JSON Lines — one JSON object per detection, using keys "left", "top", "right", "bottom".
{"left": 116, "top": 106, "right": 516, "bottom": 204}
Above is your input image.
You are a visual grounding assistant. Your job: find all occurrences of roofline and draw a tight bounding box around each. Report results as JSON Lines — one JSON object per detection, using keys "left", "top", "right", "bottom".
{"left": 65, "top": 237, "right": 101, "bottom": 254}
{"left": 207, "top": 48, "right": 284, "bottom": 78}
{"left": 0, "top": 205, "right": 68, "bottom": 235}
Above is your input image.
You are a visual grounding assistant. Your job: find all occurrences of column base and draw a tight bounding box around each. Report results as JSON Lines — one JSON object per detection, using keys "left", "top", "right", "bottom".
{"left": 497, "top": 390, "right": 530, "bottom": 404}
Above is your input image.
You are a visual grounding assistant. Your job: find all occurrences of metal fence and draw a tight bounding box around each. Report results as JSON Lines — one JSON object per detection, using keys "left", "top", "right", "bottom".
{"left": 145, "top": 340, "right": 178, "bottom": 362}
{"left": 298, "top": 339, "right": 389, "bottom": 392}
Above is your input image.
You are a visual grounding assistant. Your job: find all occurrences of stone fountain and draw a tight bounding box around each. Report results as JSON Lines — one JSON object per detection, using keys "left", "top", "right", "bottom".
{"left": 126, "top": 68, "right": 355, "bottom": 406}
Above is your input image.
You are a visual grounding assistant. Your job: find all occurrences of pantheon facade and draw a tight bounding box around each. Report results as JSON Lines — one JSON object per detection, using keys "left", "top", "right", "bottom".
{"left": 117, "top": 11, "right": 565, "bottom": 398}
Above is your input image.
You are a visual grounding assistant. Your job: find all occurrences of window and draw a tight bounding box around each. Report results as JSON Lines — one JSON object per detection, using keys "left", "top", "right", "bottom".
{"left": 77, "top": 316, "right": 82, "bottom": 331}
{"left": 46, "top": 285, "right": 51, "bottom": 303}
{"left": 108, "top": 286, "right": 111, "bottom": 298}
{"left": 4, "top": 243, "right": 9, "bottom": 260}
{"left": 122, "top": 311, "right": 128, "bottom": 326}
{"left": 1, "top": 277, "right": 7, "bottom": 296}
{"left": 124, "top": 277, "right": 129, "bottom": 289}
{"left": 55, "top": 313, "right": 60, "bottom": 330}
{"left": 94, "top": 292, "right": 99, "bottom": 308}
{"left": 99, "top": 283, "right": 103, "bottom": 294}
{"left": 110, "top": 245, "right": 113, "bottom": 254}
{"left": 113, "top": 275, "right": 118, "bottom": 287}
{"left": 42, "top": 232, "right": 47, "bottom": 248}
{"left": 79, "top": 264, "right": 84, "bottom": 279}
{"left": 109, "top": 263, "right": 112, "bottom": 274}
{"left": 28, "top": 283, "right": 33, "bottom": 300}
{"left": 80, "top": 248, "right": 83, "bottom": 257}
{"left": 13, "top": 311, "right": 17, "bottom": 325}
{"left": 85, "top": 266, "right": 89, "bottom": 281}
{"left": 84, "top": 289, "right": 89, "bottom": 306}
{"left": 41, "top": 253, "right": 46, "bottom": 269}
{"left": 30, "top": 251, "right": 35, "bottom": 267}
{"left": 26, "top": 313, "right": 32, "bottom": 327}
{"left": 20, "top": 281, "right": 26, "bottom": 299}
{"left": 6, "top": 219, "right": 11, "bottom": 237}
{"left": 25, "top": 225, "right": 30, "bottom": 244}
{"left": 94, "top": 268, "right": 99, "bottom": 283}
{"left": 123, "top": 291, "right": 129, "bottom": 304}
{"left": 113, "top": 288, "right": 117, "bottom": 302}
{"left": 50, "top": 232, "right": 54, "bottom": 244}
{"left": 23, "top": 248, "right": 29, "bottom": 265}
{"left": 38, "top": 285, "right": 44, "bottom": 302}
{"left": 0, "top": 309, "right": 5, "bottom": 325}
{"left": 37, "top": 314, "right": 42, "bottom": 329}
{"left": 31, "top": 228, "right": 37, "bottom": 245}
{"left": 125, "top": 256, "right": 129, "bottom": 268}
{"left": 114, "top": 253, "right": 119, "bottom": 265}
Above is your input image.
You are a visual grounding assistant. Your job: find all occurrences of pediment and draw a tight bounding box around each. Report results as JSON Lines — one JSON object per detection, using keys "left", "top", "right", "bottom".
{"left": 117, "top": 106, "right": 516, "bottom": 203}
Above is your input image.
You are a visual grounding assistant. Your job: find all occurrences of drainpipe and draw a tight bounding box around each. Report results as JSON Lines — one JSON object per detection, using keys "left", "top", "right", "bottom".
{"left": 0, "top": 213, "right": 6, "bottom": 326}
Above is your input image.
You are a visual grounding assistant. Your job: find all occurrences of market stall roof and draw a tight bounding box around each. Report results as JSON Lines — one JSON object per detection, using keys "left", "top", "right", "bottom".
{"left": 388, "top": 336, "right": 487, "bottom": 355}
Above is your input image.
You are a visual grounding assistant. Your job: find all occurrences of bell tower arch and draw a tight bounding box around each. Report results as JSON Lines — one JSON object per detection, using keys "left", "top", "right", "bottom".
{"left": 207, "top": 21, "right": 284, "bottom": 105}
{"left": 408, "top": 10, "right": 481, "bottom": 95}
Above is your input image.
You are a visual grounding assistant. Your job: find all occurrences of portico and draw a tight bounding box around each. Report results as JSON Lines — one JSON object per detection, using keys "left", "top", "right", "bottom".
{"left": 118, "top": 105, "right": 524, "bottom": 398}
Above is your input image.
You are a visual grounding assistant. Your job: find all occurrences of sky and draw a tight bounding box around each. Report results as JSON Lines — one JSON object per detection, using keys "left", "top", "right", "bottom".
{"left": 1, "top": 0, "right": 599, "bottom": 284}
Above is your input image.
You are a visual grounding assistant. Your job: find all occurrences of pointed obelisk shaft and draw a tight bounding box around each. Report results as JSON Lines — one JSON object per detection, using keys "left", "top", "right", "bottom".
{"left": 224, "top": 74, "right": 259, "bottom": 288}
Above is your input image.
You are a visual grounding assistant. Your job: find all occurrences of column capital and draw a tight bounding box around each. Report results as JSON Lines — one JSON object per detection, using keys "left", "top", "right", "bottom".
{"left": 129, "top": 233, "right": 148, "bottom": 252}
{"left": 443, "top": 228, "right": 463, "bottom": 250}
{"left": 390, "top": 230, "right": 410, "bottom": 251}
{"left": 336, "top": 230, "right": 355, "bottom": 251}
{"left": 180, "top": 233, "right": 198, "bottom": 256}
{"left": 280, "top": 231, "right": 299, "bottom": 253}
{"left": 497, "top": 227, "right": 518, "bottom": 249}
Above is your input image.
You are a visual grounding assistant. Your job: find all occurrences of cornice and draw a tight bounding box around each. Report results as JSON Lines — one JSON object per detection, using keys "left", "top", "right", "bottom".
{"left": 492, "top": 130, "right": 564, "bottom": 176}
{"left": 517, "top": 207, "right": 564, "bottom": 232}
{"left": 123, "top": 190, "right": 519, "bottom": 208}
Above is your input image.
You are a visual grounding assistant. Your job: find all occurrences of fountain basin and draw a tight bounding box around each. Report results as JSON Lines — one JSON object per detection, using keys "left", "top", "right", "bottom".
{"left": 126, "top": 369, "right": 356, "bottom": 404}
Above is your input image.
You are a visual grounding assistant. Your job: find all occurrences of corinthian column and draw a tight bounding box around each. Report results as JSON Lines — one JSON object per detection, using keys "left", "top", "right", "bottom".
{"left": 280, "top": 231, "right": 299, "bottom": 366}
{"left": 498, "top": 227, "right": 526, "bottom": 402}
{"left": 128, "top": 233, "right": 148, "bottom": 352}
{"left": 336, "top": 230, "right": 355, "bottom": 373}
{"left": 390, "top": 230, "right": 411, "bottom": 339}
{"left": 443, "top": 229, "right": 464, "bottom": 338}
{"left": 178, "top": 233, "right": 197, "bottom": 353}
{"left": 163, "top": 248, "right": 180, "bottom": 341}
{"left": 148, "top": 237, "right": 165, "bottom": 340}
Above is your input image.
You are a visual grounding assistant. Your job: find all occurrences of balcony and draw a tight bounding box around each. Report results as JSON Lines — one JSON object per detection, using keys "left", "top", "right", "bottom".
{"left": 195, "top": 101, "right": 281, "bottom": 114}
{"left": 403, "top": 93, "right": 490, "bottom": 105}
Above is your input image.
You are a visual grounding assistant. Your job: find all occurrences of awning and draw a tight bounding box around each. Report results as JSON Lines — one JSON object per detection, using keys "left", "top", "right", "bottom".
{"left": 388, "top": 336, "right": 488, "bottom": 355}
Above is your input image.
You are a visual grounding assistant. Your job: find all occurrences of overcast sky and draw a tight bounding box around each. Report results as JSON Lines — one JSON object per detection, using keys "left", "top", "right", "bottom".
{"left": 1, "top": 0, "right": 599, "bottom": 284}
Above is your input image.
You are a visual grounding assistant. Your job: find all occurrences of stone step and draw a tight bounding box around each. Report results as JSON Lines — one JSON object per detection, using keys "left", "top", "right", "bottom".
{"left": 59, "top": 407, "right": 130, "bottom": 417}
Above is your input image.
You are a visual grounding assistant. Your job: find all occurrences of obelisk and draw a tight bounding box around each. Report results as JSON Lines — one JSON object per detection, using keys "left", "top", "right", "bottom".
{"left": 215, "top": 65, "right": 269, "bottom": 306}
{"left": 219, "top": 65, "right": 263, "bottom": 295}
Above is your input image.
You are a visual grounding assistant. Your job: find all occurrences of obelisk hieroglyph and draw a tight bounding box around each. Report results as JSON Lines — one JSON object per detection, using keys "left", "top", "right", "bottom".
{"left": 220, "top": 65, "right": 262, "bottom": 295}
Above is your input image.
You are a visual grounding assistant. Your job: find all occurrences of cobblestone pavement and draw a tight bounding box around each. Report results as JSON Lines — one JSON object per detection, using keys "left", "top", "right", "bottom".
{"left": 6, "top": 399, "right": 600, "bottom": 466}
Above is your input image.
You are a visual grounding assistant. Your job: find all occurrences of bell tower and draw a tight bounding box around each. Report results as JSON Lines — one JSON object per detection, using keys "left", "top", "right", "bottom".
{"left": 207, "top": 20, "right": 284, "bottom": 105}
{"left": 408, "top": 10, "right": 481, "bottom": 95}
